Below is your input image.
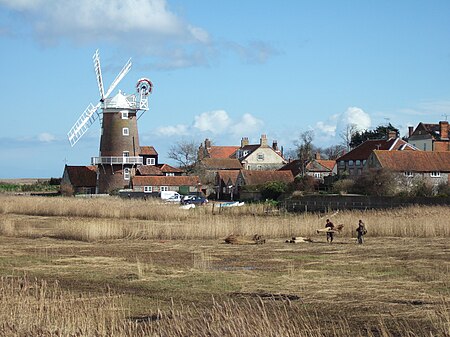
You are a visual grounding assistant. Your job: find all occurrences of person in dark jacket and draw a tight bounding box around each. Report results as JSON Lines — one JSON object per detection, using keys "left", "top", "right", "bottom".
{"left": 356, "top": 219, "right": 367, "bottom": 244}
{"left": 325, "top": 219, "right": 335, "bottom": 243}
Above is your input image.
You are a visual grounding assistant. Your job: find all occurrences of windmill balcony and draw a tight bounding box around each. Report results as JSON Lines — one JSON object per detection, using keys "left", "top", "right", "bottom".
{"left": 91, "top": 156, "right": 143, "bottom": 165}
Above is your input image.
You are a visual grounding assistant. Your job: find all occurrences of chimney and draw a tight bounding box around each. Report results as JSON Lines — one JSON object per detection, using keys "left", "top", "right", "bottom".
{"left": 272, "top": 140, "right": 279, "bottom": 151}
{"left": 388, "top": 130, "right": 397, "bottom": 139}
{"left": 260, "top": 134, "right": 268, "bottom": 147}
{"left": 315, "top": 152, "right": 321, "bottom": 160}
{"left": 204, "top": 138, "right": 211, "bottom": 149}
{"left": 241, "top": 137, "right": 249, "bottom": 148}
{"left": 408, "top": 126, "right": 414, "bottom": 138}
{"left": 439, "top": 121, "right": 449, "bottom": 140}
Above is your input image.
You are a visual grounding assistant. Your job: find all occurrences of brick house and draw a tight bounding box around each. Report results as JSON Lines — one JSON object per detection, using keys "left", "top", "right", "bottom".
{"left": 235, "top": 135, "right": 286, "bottom": 170}
{"left": 61, "top": 165, "right": 97, "bottom": 195}
{"left": 132, "top": 175, "right": 201, "bottom": 196}
{"left": 366, "top": 150, "right": 450, "bottom": 192}
{"left": 336, "top": 132, "right": 417, "bottom": 178}
{"left": 279, "top": 153, "right": 336, "bottom": 182}
{"left": 235, "top": 170, "right": 294, "bottom": 200}
{"left": 407, "top": 121, "right": 450, "bottom": 151}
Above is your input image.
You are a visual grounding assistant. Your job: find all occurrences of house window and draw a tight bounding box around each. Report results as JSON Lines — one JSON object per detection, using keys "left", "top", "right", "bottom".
{"left": 144, "top": 186, "right": 152, "bottom": 193}
{"left": 338, "top": 161, "right": 345, "bottom": 167}
{"left": 123, "top": 168, "right": 130, "bottom": 180}
{"left": 160, "top": 186, "right": 168, "bottom": 192}
{"left": 363, "top": 160, "right": 367, "bottom": 165}
{"left": 430, "top": 171, "right": 441, "bottom": 178}
{"left": 146, "top": 158, "right": 155, "bottom": 165}
{"left": 257, "top": 153, "right": 264, "bottom": 161}
{"left": 423, "top": 143, "right": 427, "bottom": 151}
{"left": 257, "top": 165, "right": 262, "bottom": 170}
{"left": 123, "top": 127, "right": 129, "bottom": 136}
{"left": 165, "top": 173, "right": 175, "bottom": 176}
{"left": 348, "top": 160, "right": 354, "bottom": 166}
{"left": 355, "top": 160, "right": 361, "bottom": 166}
{"left": 404, "top": 171, "right": 413, "bottom": 177}
{"left": 123, "top": 151, "right": 129, "bottom": 157}
{"left": 121, "top": 111, "right": 129, "bottom": 119}
{"left": 314, "top": 173, "right": 321, "bottom": 178}
{"left": 243, "top": 150, "right": 249, "bottom": 157}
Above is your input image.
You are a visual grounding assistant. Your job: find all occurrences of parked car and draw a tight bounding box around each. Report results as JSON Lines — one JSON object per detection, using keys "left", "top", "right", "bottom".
{"left": 181, "top": 196, "right": 208, "bottom": 205}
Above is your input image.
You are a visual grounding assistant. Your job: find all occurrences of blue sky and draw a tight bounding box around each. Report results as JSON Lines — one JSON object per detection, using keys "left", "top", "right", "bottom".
{"left": 1, "top": 0, "right": 450, "bottom": 178}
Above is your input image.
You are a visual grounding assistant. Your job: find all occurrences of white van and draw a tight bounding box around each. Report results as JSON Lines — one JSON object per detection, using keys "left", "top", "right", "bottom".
{"left": 159, "top": 191, "right": 181, "bottom": 202}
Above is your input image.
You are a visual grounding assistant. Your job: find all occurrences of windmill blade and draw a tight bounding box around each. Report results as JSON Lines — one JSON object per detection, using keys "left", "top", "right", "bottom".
{"left": 93, "top": 50, "right": 105, "bottom": 100}
{"left": 67, "top": 102, "right": 101, "bottom": 147}
{"left": 104, "top": 58, "right": 132, "bottom": 99}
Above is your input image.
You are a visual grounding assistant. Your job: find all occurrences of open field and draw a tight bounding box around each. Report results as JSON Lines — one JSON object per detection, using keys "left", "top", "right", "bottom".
{"left": 0, "top": 196, "right": 448, "bottom": 336}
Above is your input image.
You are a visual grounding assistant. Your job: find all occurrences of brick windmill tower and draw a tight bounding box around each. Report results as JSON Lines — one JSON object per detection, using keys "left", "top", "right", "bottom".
{"left": 67, "top": 50, "right": 152, "bottom": 194}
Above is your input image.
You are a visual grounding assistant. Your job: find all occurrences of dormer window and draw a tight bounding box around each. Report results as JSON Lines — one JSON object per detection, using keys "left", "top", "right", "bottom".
{"left": 146, "top": 158, "right": 155, "bottom": 165}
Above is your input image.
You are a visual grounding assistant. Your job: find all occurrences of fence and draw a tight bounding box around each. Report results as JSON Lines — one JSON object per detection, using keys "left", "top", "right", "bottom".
{"left": 281, "top": 195, "right": 450, "bottom": 213}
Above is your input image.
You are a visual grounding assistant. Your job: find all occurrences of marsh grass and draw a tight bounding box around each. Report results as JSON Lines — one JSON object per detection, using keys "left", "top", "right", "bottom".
{"left": 0, "top": 195, "right": 449, "bottom": 241}
{"left": 0, "top": 276, "right": 447, "bottom": 337}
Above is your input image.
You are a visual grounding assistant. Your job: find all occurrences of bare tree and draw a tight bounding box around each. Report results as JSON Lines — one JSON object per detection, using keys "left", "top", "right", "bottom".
{"left": 340, "top": 123, "right": 358, "bottom": 151}
{"left": 168, "top": 140, "right": 198, "bottom": 170}
{"left": 294, "top": 130, "right": 315, "bottom": 176}
{"left": 323, "top": 144, "right": 346, "bottom": 160}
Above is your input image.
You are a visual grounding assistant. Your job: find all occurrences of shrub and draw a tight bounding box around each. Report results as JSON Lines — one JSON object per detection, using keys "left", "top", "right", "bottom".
{"left": 261, "top": 181, "right": 287, "bottom": 200}
{"left": 332, "top": 178, "right": 355, "bottom": 194}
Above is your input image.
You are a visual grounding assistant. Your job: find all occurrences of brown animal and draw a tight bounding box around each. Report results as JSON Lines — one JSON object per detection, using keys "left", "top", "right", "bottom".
{"left": 286, "top": 236, "right": 313, "bottom": 243}
{"left": 224, "top": 234, "right": 265, "bottom": 245}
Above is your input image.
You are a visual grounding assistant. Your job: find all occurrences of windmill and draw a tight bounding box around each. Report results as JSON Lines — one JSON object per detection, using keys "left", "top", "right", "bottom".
{"left": 67, "top": 50, "right": 153, "bottom": 193}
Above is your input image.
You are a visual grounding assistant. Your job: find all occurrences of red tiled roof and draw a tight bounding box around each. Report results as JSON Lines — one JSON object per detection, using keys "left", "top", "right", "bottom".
{"left": 201, "top": 158, "right": 243, "bottom": 170}
{"left": 140, "top": 146, "right": 158, "bottom": 156}
{"left": 337, "top": 138, "right": 416, "bottom": 161}
{"left": 65, "top": 166, "right": 97, "bottom": 187}
{"left": 156, "top": 164, "right": 184, "bottom": 173}
{"left": 241, "top": 170, "right": 294, "bottom": 185}
{"left": 217, "top": 170, "right": 240, "bottom": 184}
{"left": 136, "top": 165, "right": 163, "bottom": 176}
{"left": 373, "top": 150, "right": 450, "bottom": 172}
{"left": 208, "top": 146, "right": 239, "bottom": 159}
{"left": 316, "top": 159, "right": 336, "bottom": 171}
{"left": 133, "top": 175, "right": 200, "bottom": 186}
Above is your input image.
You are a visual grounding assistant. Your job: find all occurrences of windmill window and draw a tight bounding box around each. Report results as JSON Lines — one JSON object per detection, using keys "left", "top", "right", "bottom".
{"left": 144, "top": 186, "right": 152, "bottom": 193}
{"left": 121, "top": 111, "right": 129, "bottom": 119}
{"left": 430, "top": 171, "right": 441, "bottom": 178}
{"left": 146, "top": 158, "right": 155, "bottom": 165}
{"left": 123, "top": 128, "right": 129, "bottom": 136}
{"left": 123, "top": 168, "right": 130, "bottom": 180}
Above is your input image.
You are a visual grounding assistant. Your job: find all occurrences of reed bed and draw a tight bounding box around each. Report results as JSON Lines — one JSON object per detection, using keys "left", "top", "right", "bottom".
{"left": 0, "top": 195, "right": 449, "bottom": 241}
{"left": 0, "top": 276, "right": 447, "bottom": 337}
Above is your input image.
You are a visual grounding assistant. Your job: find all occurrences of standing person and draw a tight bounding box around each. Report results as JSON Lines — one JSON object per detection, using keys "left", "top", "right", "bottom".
{"left": 325, "top": 219, "right": 335, "bottom": 243}
{"left": 356, "top": 219, "right": 367, "bottom": 244}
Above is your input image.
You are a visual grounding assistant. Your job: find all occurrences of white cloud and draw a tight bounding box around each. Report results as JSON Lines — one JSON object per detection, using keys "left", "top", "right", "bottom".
{"left": 193, "top": 110, "right": 232, "bottom": 134}
{"left": 37, "top": 132, "right": 56, "bottom": 142}
{"left": 314, "top": 107, "right": 371, "bottom": 145}
{"left": 231, "top": 113, "right": 264, "bottom": 136}
{"left": 155, "top": 124, "right": 189, "bottom": 137}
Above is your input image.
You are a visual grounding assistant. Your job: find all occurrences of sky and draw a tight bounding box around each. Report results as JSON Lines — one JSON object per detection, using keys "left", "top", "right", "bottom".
{"left": 1, "top": 0, "right": 450, "bottom": 178}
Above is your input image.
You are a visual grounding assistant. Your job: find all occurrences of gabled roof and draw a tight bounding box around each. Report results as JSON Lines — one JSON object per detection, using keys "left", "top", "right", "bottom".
{"left": 64, "top": 165, "right": 97, "bottom": 187}
{"left": 140, "top": 146, "right": 158, "bottom": 156}
{"left": 136, "top": 165, "right": 163, "bottom": 176}
{"left": 372, "top": 150, "right": 450, "bottom": 172}
{"left": 201, "top": 158, "right": 243, "bottom": 170}
{"left": 279, "top": 160, "right": 302, "bottom": 176}
{"left": 337, "top": 138, "right": 416, "bottom": 161}
{"left": 208, "top": 146, "right": 239, "bottom": 159}
{"left": 133, "top": 175, "right": 200, "bottom": 186}
{"left": 240, "top": 170, "right": 294, "bottom": 185}
{"left": 156, "top": 164, "right": 184, "bottom": 173}
{"left": 306, "top": 159, "right": 336, "bottom": 172}
{"left": 216, "top": 170, "right": 240, "bottom": 185}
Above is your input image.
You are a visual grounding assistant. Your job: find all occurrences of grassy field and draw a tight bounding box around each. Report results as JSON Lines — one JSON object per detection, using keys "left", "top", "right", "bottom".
{"left": 0, "top": 196, "right": 448, "bottom": 336}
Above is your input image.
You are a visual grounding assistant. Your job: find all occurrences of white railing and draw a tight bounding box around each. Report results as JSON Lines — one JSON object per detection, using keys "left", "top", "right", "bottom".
{"left": 91, "top": 156, "right": 143, "bottom": 165}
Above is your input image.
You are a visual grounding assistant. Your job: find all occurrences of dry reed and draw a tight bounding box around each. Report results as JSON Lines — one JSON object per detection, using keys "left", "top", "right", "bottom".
{"left": 0, "top": 276, "right": 447, "bottom": 337}
{"left": 0, "top": 195, "right": 449, "bottom": 242}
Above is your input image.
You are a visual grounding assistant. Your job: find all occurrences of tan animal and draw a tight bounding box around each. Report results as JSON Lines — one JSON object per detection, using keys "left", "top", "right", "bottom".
{"left": 286, "top": 236, "right": 313, "bottom": 243}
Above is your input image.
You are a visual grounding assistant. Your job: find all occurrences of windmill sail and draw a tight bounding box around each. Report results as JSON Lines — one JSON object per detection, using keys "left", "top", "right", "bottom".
{"left": 67, "top": 102, "right": 100, "bottom": 147}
